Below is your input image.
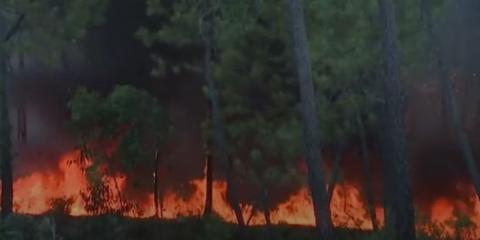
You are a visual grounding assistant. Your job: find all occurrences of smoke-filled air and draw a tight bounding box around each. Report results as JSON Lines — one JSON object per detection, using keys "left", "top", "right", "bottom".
{"left": 0, "top": 0, "right": 480, "bottom": 239}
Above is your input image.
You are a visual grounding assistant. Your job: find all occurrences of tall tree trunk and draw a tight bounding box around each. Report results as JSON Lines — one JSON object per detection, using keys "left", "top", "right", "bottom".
{"left": 203, "top": 142, "right": 213, "bottom": 216}
{"left": 153, "top": 150, "right": 160, "bottom": 218}
{"left": 378, "top": 0, "right": 416, "bottom": 239}
{"left": 0, "top": 55, "right": 13, "bottom": 218}
{"left": 286, "top": 0, "right": 334, "bottom": 239}
{"left": 421, "top": 0, "right": 480, "bottom": 199}
{"left": 328, "top": 144, "right": 344, "bottom": 205}
{"left": 201, "top": 0, "right": 245, "bottom": 226}
{"left": 356, "top": 113, "right": 378, "bottom": 231}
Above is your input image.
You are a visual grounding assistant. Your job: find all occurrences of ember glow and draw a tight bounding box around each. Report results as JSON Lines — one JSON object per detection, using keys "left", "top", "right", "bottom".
{"left": 7, "top": 150, "right": 480, "bottom": 238}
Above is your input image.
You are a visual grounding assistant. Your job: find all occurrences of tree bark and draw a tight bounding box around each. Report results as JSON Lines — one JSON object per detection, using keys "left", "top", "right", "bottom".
{"left": 378, "top": 0, "right": 416, "bottom": 239}
{"left": 0, "top": 55, "right": 13, "bottom": 218}
{"left": 201, "top": 0, "right": 245, "bottom": 226}
{"left": 286, "top": 0, "right": 334, "bottom": 239}
{"left": 421, "top": 0, "right": 480, "bottom": 200}
{"left": 356, "top": 113, "right": 378, "bottom": 231}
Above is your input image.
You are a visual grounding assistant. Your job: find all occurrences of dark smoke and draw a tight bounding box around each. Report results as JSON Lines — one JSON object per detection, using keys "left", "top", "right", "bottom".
{"left": 7, "top": 0, "right": 480, "bottom": 211}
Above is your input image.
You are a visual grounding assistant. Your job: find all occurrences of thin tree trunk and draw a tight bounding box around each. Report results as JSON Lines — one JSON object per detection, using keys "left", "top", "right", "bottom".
{"left": 260, "top": 186, "right": 274, "bottom": 239}
{"left": 16, "top": 53, "right": 26, "bottom": 145}
{"left": 378, "top": 0, "right": 416, "bottom": 239}
{"left": 203, "top": 143, "right": 213, "bottom": 216}
{"left": 356, "top": 113, "right": 378, "bottom": 231}
{"left": 0, "top": 55, "right": 13, "bottom": 218}
{"left": 261, "top": 187, "right": 271, "bottom": 226}
{"left": 286, "top": 0, "right": 334, "bottom": 239}
{"left": 201, "top": 0, "right": 245, "bottom": 226}
{"left": 421, "top": 0, "right": 480, "bottom": 199}
{"left": 153, "top": 150, "right": 160, "bottom": 218}
{"left": 328, "top": 144, "right": 344, "bottom": 205}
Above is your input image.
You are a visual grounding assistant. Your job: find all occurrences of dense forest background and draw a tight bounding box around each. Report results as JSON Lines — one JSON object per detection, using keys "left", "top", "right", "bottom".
{"left": 1, "top": 0, "right": 480, "bottom": 239}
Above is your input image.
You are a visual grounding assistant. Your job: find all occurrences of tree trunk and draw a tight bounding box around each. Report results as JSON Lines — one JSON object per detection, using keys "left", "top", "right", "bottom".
{"left": 421, "top": 0, "right": 480, "bottom": 200}
{"left": 260, "top": 186, "right": 274, "bottom": 239}
{"left": 378, "top": 0, "right": 416, "bottom": 239}
{"left": 286, "top": 0, "right": 334, "bottom": 239}
{"left": 203, "top": 143, "right": 213, "bottom": 216}
{"left": 377, "top": 118, "right": 395, "bottom": 234}
{"left": 356, "top": 113, "right": 378, "bottom": 231}
{"left": 0, "top": 55, "right": 13, "bottom": 218}
{"left": 261, "top": 187, "right": 271, "bottom": 226}
{"left": 201, "top": 0, "right": 245, "bottom": 226}
{"left": 328, "top": 144, "right": 344, "bottom": 205}
{"left": 153, "top": 150, "right": 160, "bottom": 218}
{"left": 16, "top": 53, "right": 26, "bottom": 145}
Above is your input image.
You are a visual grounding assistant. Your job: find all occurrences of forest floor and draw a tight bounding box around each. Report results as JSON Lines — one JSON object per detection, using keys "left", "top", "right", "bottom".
{"left": 0, "top": 214, "right": 380, "bottom": 240}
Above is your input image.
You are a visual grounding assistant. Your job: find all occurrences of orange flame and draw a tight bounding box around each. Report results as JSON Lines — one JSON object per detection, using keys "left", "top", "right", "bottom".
{"left": 7, "top": 150, "right": 480, "bottom": 238}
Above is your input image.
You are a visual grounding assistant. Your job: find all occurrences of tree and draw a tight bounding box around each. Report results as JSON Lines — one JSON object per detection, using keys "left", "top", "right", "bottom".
{"left": 420, "top": 0, "right": 480, "bottom": 200}
{"left": 214, "top": 3, "right": 303, "bottom": 228}
{"left": 0, "top": 0, "right": 107, "bottom": 217}
{"left": 378, "top": 0, "right": 416, "bottom": 238}
{"left": 69, "top": 85, "right": 170, "bottom": 215}
{"left": 200, "top": 0, "right": 245, "bottom": 225}
{"left": 139, "top": 0, "right": 247, "bottom": 225}
{"left": 285, "top": 0, "right": 334, "bottom": 238}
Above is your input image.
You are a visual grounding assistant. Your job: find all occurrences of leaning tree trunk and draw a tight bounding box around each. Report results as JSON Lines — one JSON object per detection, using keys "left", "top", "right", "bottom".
{"left": 421, "top": 0, "right": 480, "bottom": 199}
{"left": 286, "top": 0, "right": 334, "bottom": 239}
{"left": 0, "top": 55, "right": 13, "bottom": 218}
{"left": 378, "top": 0, "right": 416, "bottom": 239}
{"left": 201, "top": 0, "right": 245, "bottom": 226}
{"left": 356, "top": 113, "right": 378, "bottom": 231}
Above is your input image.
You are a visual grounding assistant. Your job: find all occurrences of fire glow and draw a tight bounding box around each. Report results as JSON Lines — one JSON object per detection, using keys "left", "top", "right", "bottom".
{"left": 8, "top": 150, "right": 480, "bottom": 238}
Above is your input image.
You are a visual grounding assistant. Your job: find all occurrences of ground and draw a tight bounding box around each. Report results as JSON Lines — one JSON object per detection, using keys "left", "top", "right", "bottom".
{"left": 0, "top": 214, "right": 381, "bottom": 240}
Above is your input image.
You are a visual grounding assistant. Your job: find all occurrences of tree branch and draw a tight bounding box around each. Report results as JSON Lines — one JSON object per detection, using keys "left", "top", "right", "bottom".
{"left": 4, "top": 13, "right": 25, "bottom": 42}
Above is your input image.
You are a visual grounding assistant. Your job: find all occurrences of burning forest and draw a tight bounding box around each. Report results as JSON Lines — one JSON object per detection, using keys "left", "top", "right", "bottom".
{"left": 2, "top": 0, "right": 480, "bottom": 239}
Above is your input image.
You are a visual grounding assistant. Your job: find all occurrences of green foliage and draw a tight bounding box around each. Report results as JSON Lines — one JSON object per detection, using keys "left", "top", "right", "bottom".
{"left": 69, "top": 85, "right": 170, "bottom": 214}
{"left": 0, "top": 0, "right": 108, "bottom": 64}
{"left": 69, "top": 85, "right": 170, "bottom": 168}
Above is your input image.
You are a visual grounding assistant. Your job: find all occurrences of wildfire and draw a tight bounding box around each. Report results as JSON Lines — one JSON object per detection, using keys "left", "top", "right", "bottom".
{"left": 6, "top": 150, "right": 480, "bottom": 238}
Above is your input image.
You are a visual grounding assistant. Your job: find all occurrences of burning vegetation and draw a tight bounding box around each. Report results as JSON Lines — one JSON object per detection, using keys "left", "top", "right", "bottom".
{"left": 1, "top": 0, "right": 480, "bottom": 240}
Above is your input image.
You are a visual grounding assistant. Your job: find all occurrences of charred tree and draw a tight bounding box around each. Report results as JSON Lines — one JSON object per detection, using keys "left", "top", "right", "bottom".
{"left": 378, "top": 0, "right": 416, "bottom": 238}
{"left": 421, "top": 0, "right": 480, "bottom": 199}
{"left": 201, "top": 0, "right": 245, "bottom": 226}
{"left": 286, "top": 0, "right": 334, "bottom": 239}
{"left": 356, "top": 113, "right": 378, "bottom": 231}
